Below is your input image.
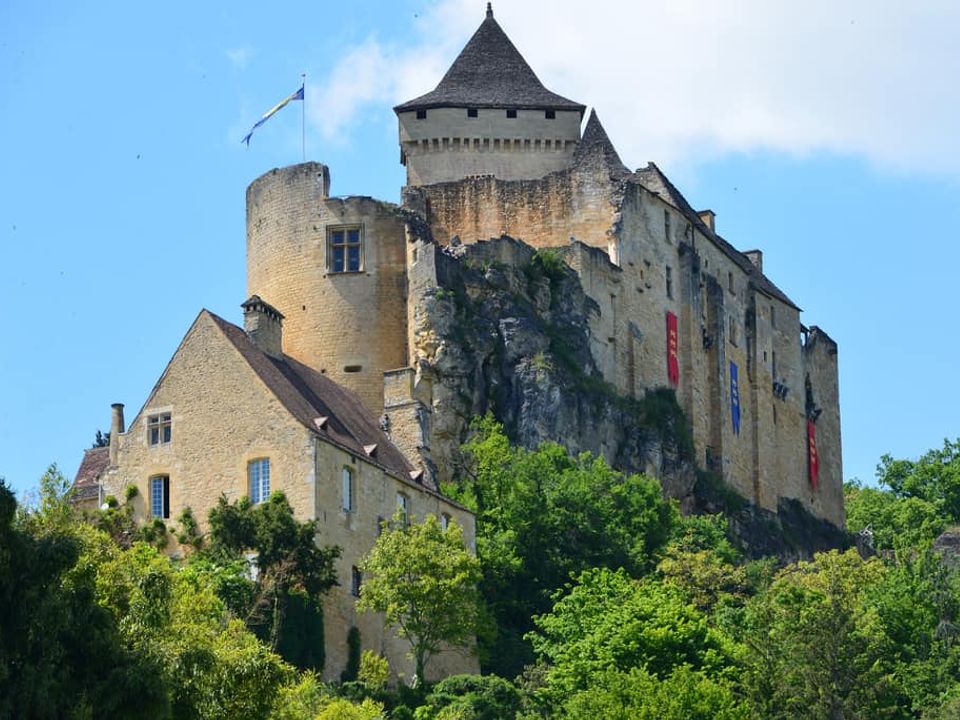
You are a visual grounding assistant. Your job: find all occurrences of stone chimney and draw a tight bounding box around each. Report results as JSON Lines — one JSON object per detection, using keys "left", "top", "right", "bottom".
{"left": 241, "top": 295, "right": 285, "bottom": 358}
{"left": 744, "top": 249, "right": 763, "bottom": 273}
{"left": 109, "top": 403, "right": 124, "bottom": 467}
{"left": 697, "top": 209, "right": 716, "bottom": 233}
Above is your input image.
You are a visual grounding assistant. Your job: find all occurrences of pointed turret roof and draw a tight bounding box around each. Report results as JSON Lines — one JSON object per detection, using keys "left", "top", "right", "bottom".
{"left": 573, "top": 109, "right": 630, "bottom": 176}
{"left": 395, "top": 4, "right": 584, "bottom": 113}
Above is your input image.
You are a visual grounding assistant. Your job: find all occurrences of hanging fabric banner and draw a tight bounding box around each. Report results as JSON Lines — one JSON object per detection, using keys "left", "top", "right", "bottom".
{"left": 666, "top": 311, "right": 679, "bottom": 386}
{"left": 730, "top": 361, "right": 741, "bottom": 435}
{"left": 807, "top": 420, "right": 819, "bottom": 489}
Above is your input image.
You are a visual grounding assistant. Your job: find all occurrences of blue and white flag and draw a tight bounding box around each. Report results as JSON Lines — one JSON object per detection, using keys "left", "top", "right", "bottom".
{"left": 241, "top": 85, "right": 304, "bottom": 146}
{"left": 730, "top": 361, "right": 741, "bottom": 435}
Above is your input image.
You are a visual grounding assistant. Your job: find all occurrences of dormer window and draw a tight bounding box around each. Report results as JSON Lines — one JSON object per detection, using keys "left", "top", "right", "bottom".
{"left": 545, "top": 109, "right": 556, "bottom": 119}
{"left": 148, "top": 413, "right": 171, "bottom": 445}
{"left": 416, "top": 109, "right": 427, "bottom": 120}
{"left": 506, "top": 109, "right": 517, "bottom": 119}
{"left": 467, "top": 108, "right": 478, "bottom": 118}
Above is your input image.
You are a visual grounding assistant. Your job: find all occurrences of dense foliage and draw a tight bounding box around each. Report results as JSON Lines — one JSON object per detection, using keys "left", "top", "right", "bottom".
{"left": 4, "top": 436, "right": 960, "bottom": 718}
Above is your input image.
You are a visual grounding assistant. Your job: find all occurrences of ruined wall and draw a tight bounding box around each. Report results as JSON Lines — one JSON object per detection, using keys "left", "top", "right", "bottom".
{"left": 247, "top": 163, "right": 409, "bottom": 416}
{"left": 398, "top": 107, "right": 581, "bottom": 186}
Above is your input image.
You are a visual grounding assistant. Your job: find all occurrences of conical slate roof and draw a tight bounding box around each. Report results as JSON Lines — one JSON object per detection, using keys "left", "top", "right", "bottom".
{"left": 573, "top": 109, "right": 630, "bottom": 176}
{"left": 395, "top": 4, "right": 585, "bottom": 113}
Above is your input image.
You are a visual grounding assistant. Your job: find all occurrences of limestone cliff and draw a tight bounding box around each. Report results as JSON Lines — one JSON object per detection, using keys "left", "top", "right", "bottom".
{"left": 405, "top": 235, "right": 849, "bottom": 560}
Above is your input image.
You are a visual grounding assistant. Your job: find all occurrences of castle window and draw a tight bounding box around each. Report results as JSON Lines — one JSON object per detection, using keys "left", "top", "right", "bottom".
{"left": 664, "top": 210, "right": 671, "bottom": 241}
{"left": 545, "top": 109, "right": 556, "bottom": 119}
{"left": 770, "top": 305, "right": 777, "bottom": 329}
{"left": 396, "top": 492, "right": 409, "bottom": 525}
{"left": 729, "top": 316, "right": 738, "bottom": 347}
{"left": 441, "top": 512, "right": 452, "bottom": 531}
{"left": 467, "top": 107, "right": 478, "bottom": 118}
{"left": 506, "top": 109, "right": 517, "bottom": 118}
{"left": 342, "top": 467, "right": 354, "bottom": 513}
{"left": 728, "top": 271, "right": 735, "bottom": 294}
{"left": 147, "top": 413, "right": 171, "bottom": 445}
{"left": 416, "top": 109, "right": 427, "bottom": 120}
{"left": 351, "top": 566, "right": 362, "bottom": 597}
{"left": 150, "top": 475, "right": 170, "bottom": 519}
{"left": 248, "top": 458, "right": 270, "bottom": 504}
{"left": 328, "top": 226, "right": 363, "bottom": 273}
{"left": 666, "top": 265, "right": 674, "bottom": 299}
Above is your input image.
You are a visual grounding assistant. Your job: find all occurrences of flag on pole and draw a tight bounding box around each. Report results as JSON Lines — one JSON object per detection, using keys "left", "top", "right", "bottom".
{"left": 241, "top": 84, "right": 305, "bottom": 146}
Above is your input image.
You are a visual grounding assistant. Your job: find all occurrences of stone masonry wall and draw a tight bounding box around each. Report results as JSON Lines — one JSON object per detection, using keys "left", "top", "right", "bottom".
{"left": 103, "top": 310, "right": 478, "bottom": 682}
{"left": 247, "top": 163, "right": 409, "bottom": 416}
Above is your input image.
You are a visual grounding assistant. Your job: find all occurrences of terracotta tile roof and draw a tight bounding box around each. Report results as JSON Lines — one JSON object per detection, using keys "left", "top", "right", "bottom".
{"left": 207, "top": 312, "right": 420, "bottom": 487}
{"left": 71, "top": 446, "right": 108, "bottom": 501}
{"left": 395, "top": 6, "right": 584, "bottom": 113}
{"left": 632, "top": 162, "right": 800, "bottom": 310}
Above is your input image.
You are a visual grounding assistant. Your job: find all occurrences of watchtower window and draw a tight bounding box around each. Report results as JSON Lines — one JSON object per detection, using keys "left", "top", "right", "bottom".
{"left": 506, "top": 109, "right": 517, "bottom": 118}
{"left": 328, "top": 226, "right": 363, "bottom": 273}
{"left": 467, "top": 108, "right": 478, "bottom": 118}
{"left": 666, "top": 265, "right": 674, "bottom": 300}
{"left": 545, "top": 109, "right": 556, "bottom": 119}
{"left": 415, "top": 109, "right": 427, "bottom": 120}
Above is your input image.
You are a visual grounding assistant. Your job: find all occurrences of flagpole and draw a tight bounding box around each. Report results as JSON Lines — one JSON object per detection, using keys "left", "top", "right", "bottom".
{"left": 301, "top": 73, "right": 306, "bottom": 162}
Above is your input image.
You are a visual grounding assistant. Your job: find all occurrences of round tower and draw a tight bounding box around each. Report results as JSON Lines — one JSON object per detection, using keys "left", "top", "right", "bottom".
{"left": 246, "top": 162, "right": 409, "bottom": 415}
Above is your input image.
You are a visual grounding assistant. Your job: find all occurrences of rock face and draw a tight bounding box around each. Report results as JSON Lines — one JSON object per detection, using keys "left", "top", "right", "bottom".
{"left": 412, "top": 236, "right": 697, "bottom": 506}
{"left": 408, "top": 235, "right": 849, "bottom": 561}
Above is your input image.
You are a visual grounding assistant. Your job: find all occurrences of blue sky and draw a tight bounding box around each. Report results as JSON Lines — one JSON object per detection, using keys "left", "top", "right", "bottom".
{"left": 2, "top": 0, "right": 958, "bottom": 499}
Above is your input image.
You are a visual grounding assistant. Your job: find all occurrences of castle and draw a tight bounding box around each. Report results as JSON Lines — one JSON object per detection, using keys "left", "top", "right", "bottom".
{"left": 73, "top": 2, "right": 843, "bottom": 682}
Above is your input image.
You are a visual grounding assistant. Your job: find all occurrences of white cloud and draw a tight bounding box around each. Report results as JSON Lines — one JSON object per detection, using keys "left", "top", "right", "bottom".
{"left": 226, "top": 47, "right": 253, "bottom": 69}
{"left": 310, "top": 0, "right": 960, "bottom": 176}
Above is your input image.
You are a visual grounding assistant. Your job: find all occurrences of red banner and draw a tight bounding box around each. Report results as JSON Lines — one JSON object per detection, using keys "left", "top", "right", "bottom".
{"left": 666, "top": 311, "right": 679, "bottom": 386}
{"left": 807, "top": 420, "right": 819, "bottom": 490}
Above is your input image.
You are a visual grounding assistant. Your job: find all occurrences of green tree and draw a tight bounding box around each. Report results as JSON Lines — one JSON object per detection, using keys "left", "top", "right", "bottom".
{"left": 358, "top": 513, "right": 482, "bottom": 686}
{"left": 563, "top": 666, "right": 749, "bottom": 720}
{"left": 845, "top": 481, "right": 945, "bottom": 551}
{"left": 451, "top": 417, "right": 679, "bottom": 675}
{"left": 741, "top": 549, "right": 901, "bottom": 719}
{"left": 878, "top": 440, "right": 960, "bottom": 519}
{"left": 413, "top": 674, "right": 522, "bottom": 720}
{"left": 206, "top": 492, "right": 340, "bottom": 654}
{"left": 528, "top": 567, "right": 735, "bottom": 706}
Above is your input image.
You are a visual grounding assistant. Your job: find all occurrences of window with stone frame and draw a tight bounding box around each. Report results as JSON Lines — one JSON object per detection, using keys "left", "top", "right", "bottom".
{"left": 351, "top": 566, "right": 362, "bottom": 597}
{"left": 396, "top": 492, "right": 409, "bottom": 525}
{"left": 248, "top": 458, "right": 270, "bottom": 504}
{"left": 328, "top": 226, "right": 363, "bottom": 273}
{"left": 150, "top": 474, "right": 170, "bottom": 519}
{"left": 147, "top": 412, "right": 171, "bottom": 446}
{"left": 341, "top": 466, "right": 354, "bottom": 513}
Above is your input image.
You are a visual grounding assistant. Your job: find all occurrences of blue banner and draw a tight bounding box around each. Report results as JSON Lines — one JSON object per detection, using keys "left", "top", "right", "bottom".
{"left": 730, "top": 361, "right": 741, "bottom": 435}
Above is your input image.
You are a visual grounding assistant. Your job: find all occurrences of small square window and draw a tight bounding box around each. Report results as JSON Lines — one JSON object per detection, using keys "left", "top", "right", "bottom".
{"left": 341, "top": 467, "right": 354, "bottom": 512}
{"left": 506, "top": 109, "right": 517, "bottom": 119}
{"left": 328, "top": 226, "right": 363, "bottom": 273}
{"left": 148, "top": 413, "right": 171, "bottom": 446}
{"left": 416, "top": 109, "right": 427, "bottom": 120}
{"left": 467, "top": 108, "right": 478, "bottom": 118}
{"left": 150, "top": 475, "right": 170, "bottom": 519}
{"left": 248, "top": 458, "right": 270, "bottom": 504}
{"left": 545, "top": 109, "right": 556, "bottom": 119}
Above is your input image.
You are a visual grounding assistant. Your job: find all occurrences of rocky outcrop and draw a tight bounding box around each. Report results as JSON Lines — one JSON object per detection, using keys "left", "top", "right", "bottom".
{"left": 411, "top": 235, "right": 697, "bottom": 502}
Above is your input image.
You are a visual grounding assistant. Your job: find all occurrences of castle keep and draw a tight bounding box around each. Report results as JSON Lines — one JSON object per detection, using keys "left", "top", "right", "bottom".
{"left": 247, "top": 4, "right": 843, "bottom": 527}
{"left": 74, "top": 2, "right": 843, "bottom": 683}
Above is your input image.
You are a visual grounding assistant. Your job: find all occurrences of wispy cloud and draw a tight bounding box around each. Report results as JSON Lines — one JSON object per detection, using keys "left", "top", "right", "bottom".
{"left": 309, "top": 0, "right": 960, "bottom": 177}
{"left": 226, "top": 47, "right": 253, "bottom": 69}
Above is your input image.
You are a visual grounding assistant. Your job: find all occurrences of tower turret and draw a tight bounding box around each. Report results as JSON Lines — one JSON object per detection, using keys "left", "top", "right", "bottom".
{"left": 395, "top": 4, "right": 585, "bottom": 186}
